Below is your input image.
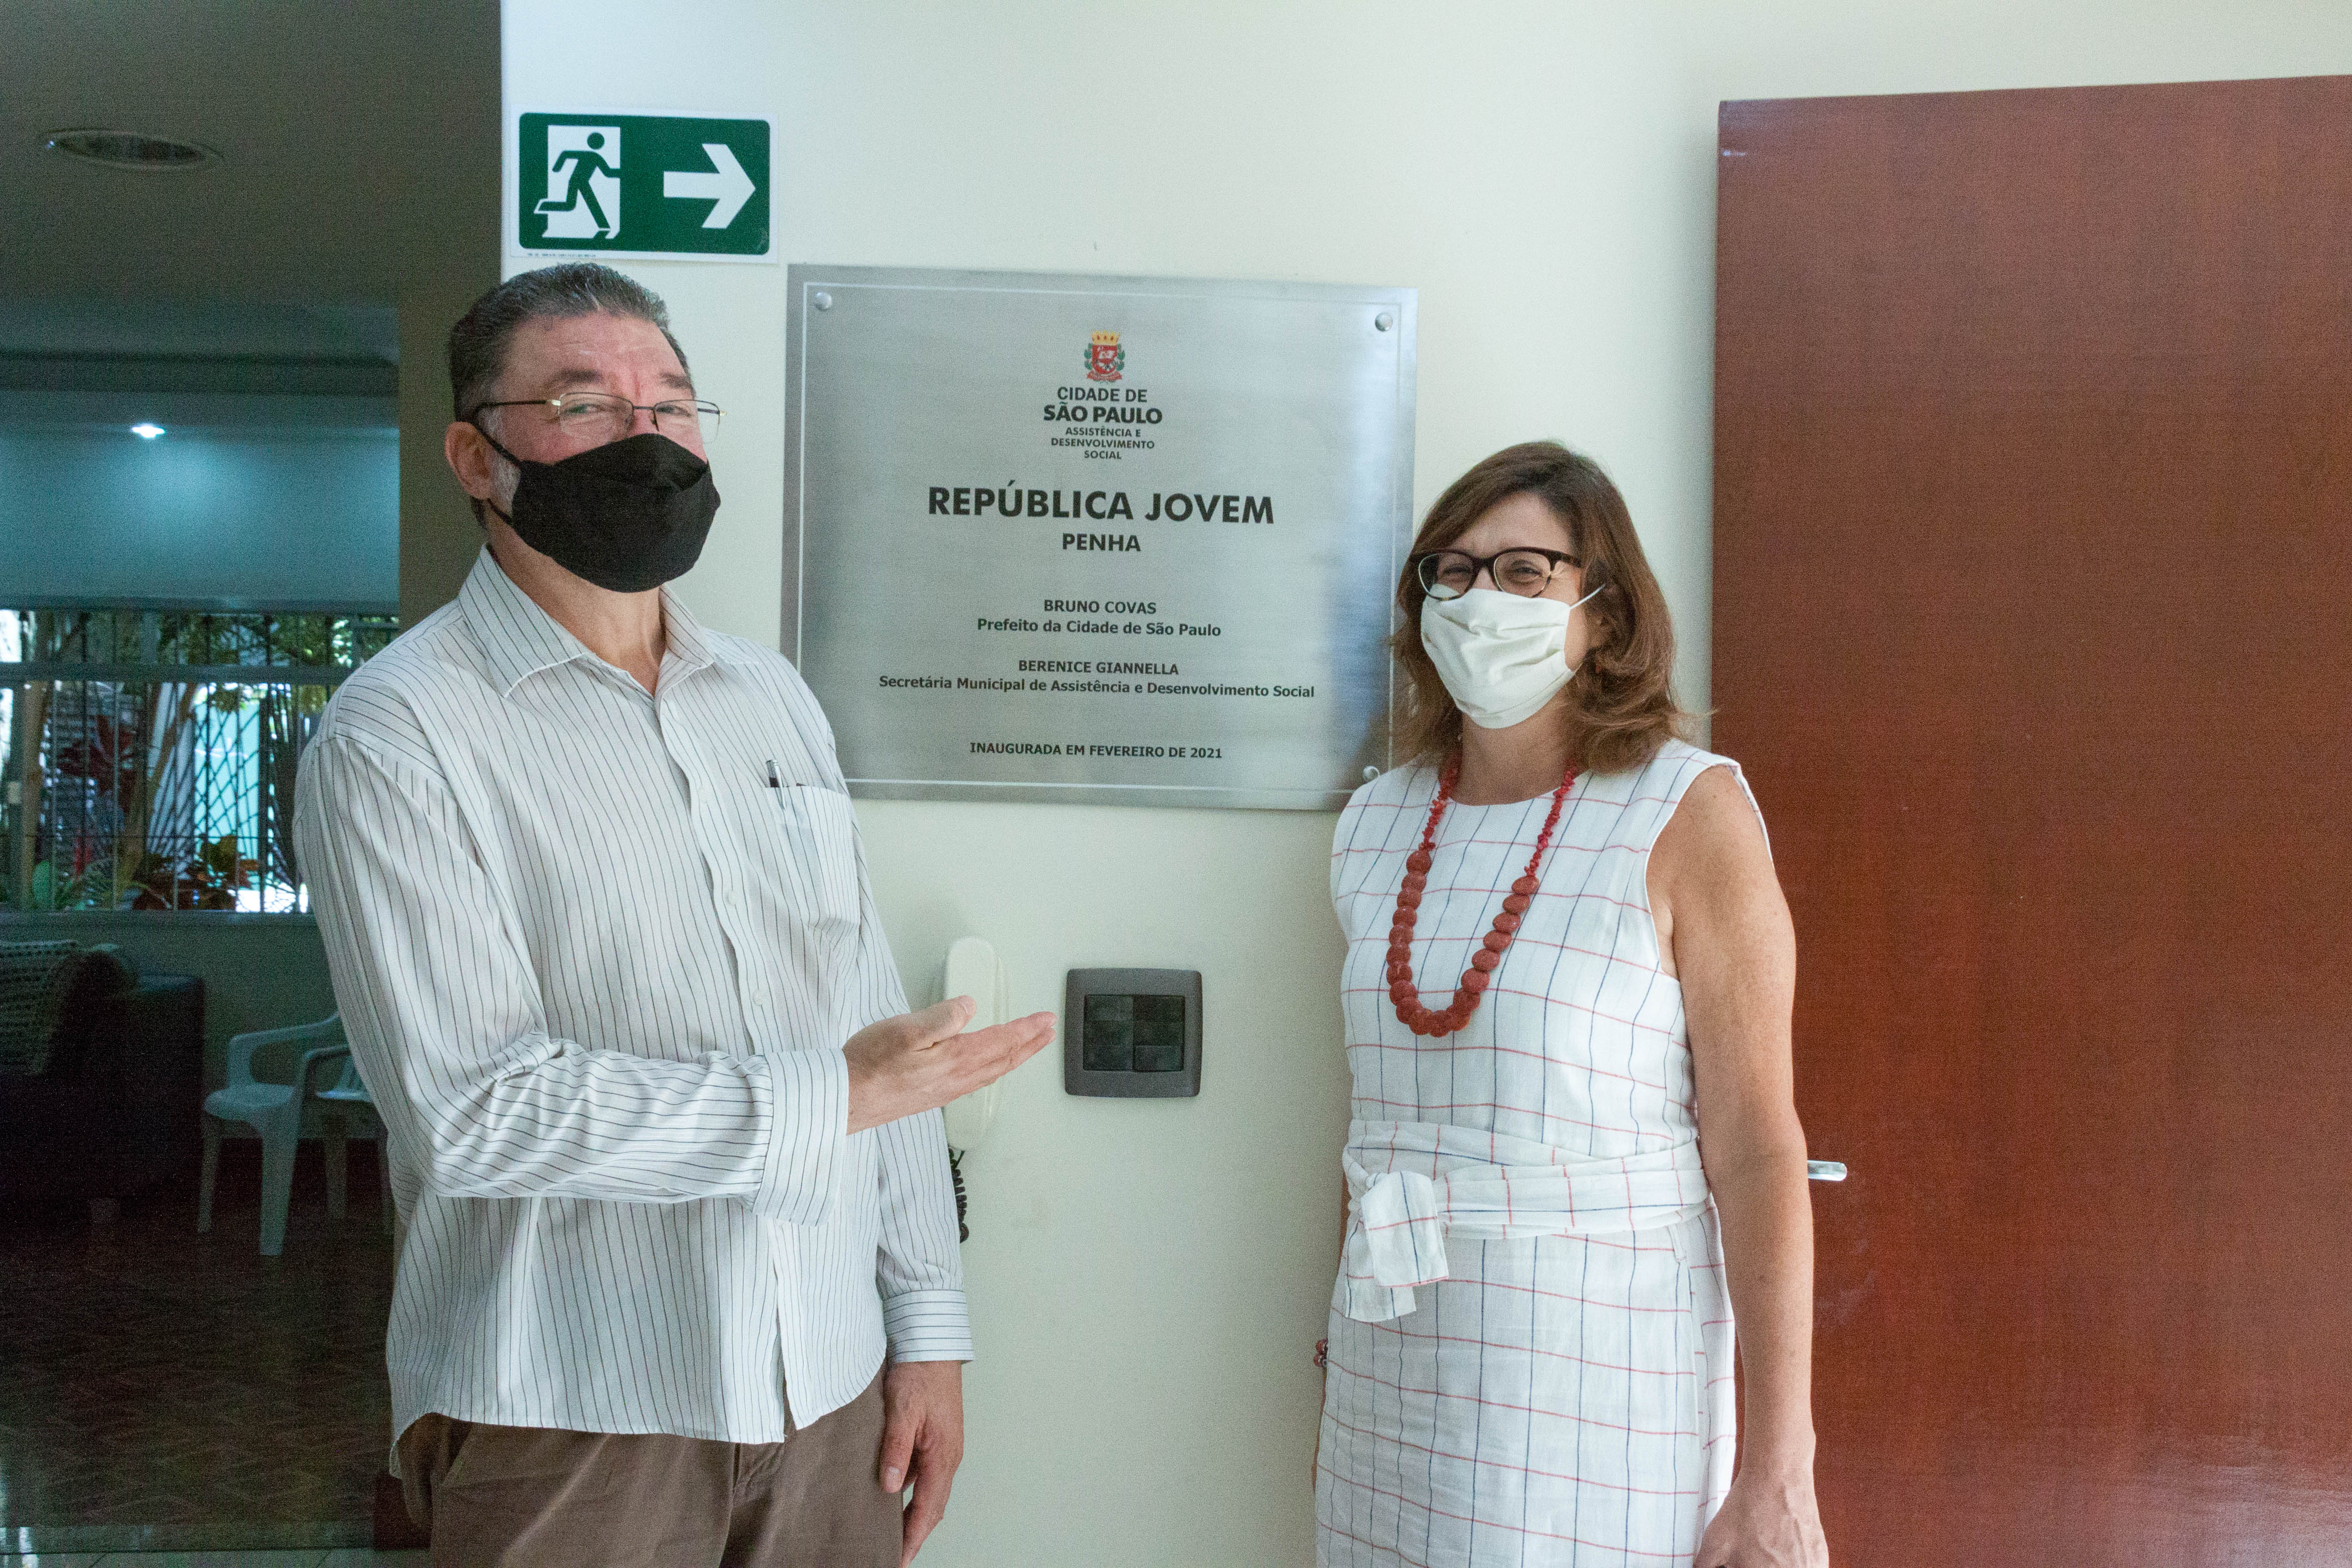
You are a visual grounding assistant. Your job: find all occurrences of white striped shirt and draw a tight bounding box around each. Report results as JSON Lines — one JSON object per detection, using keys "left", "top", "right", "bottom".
{"left": 292, "top": 550, "right": 967, "bottom": 1459}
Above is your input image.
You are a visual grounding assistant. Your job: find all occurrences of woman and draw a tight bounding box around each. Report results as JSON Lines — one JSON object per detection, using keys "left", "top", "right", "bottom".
{"left": 1317, "top": 442, "right": 1828, "bottom": 1567}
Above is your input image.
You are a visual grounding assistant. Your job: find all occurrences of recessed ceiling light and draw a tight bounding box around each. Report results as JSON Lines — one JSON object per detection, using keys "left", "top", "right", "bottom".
{"left": 131, "top": 423, "right": 166, "bottom": 439}
{"left": 42, "top": 128, "right": 220, "bottom": 171}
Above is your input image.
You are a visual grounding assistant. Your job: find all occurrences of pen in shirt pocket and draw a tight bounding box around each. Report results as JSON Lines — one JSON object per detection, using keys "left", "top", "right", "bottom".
{"left": 766, "top": 759, "right": 781, "bottom": 788}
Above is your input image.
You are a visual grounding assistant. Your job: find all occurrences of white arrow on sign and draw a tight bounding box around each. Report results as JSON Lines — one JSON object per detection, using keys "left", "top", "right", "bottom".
{"left": 662, "top": 143, "right": 755, "bottom": 229}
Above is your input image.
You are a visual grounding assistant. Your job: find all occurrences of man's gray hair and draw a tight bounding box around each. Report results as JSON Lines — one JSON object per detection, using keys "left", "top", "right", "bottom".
{"left": 447, "top": 263, "right": 690, "bottom": 421}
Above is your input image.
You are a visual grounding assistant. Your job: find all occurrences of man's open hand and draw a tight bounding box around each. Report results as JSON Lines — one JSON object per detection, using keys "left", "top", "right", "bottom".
{"left": 844, "top": 997, "right": 1055, "bottom": 1134}
{"left": 880, "top": 1359, "right": 963, "bottom": 1567}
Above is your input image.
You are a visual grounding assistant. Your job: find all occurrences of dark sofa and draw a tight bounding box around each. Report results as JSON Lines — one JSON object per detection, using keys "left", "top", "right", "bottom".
{"left": 0, "top": 973, "right": 204, "bottom": 1207}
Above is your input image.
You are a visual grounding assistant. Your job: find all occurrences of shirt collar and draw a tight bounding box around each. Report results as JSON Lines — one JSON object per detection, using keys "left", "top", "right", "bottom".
{"left": 457, "top": 548, "right": 730, "bottom": 696}
{"left": 657, "top": 584, "right": 720, "bottom": 677}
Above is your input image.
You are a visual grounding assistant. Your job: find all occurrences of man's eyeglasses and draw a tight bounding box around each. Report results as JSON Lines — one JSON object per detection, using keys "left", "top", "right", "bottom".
{"left": 468, "top": 393, "right": 724, "bottom": 444}
{"left": 1413, "top": 547, "right": 1581, "bottom": 601}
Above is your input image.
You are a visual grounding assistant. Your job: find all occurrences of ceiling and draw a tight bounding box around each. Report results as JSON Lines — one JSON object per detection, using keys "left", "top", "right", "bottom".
{"left": 0, "top": 1, "right": 497, "bottom": 353}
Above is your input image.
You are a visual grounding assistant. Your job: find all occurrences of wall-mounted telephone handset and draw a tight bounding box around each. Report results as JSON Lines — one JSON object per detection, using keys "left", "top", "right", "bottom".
{"left": 939, "top": 936, "right": 1006, "bottom": 1155}
{"left": 935, "top": 937, "right": 1007, "bottom": 1244}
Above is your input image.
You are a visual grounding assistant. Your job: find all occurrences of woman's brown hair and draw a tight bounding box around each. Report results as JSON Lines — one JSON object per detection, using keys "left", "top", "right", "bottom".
{"left": 1392, "top": 441, "right": 1691, "bottom": 775}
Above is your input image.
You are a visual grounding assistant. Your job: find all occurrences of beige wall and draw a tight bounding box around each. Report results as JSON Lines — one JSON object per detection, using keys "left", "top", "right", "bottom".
{"left": 506, "top": 3, "right": 2352, "bottom": 1562}
{"left": 398, "top": 0, "right": 504, "bottom": 623}
{"left": 399, "top": 277, "right": 499, "bottom": 626}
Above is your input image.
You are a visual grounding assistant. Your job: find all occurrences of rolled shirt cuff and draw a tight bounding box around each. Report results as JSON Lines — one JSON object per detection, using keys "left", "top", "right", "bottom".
{"left": 882, "top": 1289, "right": 975, "bottom": 1361}
{"left": 752, "top": 1047, "right": 849, "bottom": 1226}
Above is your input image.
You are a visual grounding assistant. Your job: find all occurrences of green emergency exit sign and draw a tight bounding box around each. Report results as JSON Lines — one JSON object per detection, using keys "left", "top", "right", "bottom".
{"left": 515, "top": 112, "right": 773, "bottom": 260}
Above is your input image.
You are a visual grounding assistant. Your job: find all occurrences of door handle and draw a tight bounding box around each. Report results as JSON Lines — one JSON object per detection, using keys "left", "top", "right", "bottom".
{"left": 1807, "top": 1160, "right": 1847, "bottom": 1181}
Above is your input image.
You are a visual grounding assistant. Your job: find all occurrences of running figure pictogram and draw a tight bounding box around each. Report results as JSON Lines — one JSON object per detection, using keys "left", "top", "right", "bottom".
{"left": 537, "top": 131, "right": 618, "bottom": 238}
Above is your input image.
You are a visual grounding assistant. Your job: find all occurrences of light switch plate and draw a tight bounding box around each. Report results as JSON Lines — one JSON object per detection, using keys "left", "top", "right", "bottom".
{"left": 1063, "top": 968, "right": 1203, "bottom": 1098}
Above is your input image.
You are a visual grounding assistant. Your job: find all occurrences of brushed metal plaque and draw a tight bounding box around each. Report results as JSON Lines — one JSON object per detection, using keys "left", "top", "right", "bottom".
{"left": 782, "top": 265, "right": 1416, "bottom": 810}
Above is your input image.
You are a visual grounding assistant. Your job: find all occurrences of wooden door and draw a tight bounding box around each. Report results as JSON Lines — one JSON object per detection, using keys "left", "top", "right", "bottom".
{"left": 1714, "top": 78, "right": 2352, "bottom": 1566}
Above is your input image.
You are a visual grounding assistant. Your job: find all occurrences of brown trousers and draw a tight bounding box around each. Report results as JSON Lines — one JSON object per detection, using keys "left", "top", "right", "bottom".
{"left": 398, "top": 1371, "right": 900, "bottom": 1568}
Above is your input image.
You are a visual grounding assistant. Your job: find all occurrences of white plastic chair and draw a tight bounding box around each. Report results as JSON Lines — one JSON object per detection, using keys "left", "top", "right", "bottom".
{"left": 198, "top": 1013, "right": 391, "bottom": 1256}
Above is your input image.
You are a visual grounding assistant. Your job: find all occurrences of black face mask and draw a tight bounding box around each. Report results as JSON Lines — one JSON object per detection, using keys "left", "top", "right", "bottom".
{"left": 472, "top": 428, "right": 721, "bottom": 593}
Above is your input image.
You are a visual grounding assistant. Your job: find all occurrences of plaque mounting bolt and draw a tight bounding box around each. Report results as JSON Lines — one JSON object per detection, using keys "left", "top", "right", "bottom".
{"left": 812, "top": 291, "right": 834, "bottom": 311}
{"left": 1373, "top": 311, "right": 1394, "bottom": 332}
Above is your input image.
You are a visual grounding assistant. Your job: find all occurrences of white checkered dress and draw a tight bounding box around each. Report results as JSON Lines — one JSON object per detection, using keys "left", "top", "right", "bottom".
{"left": 1318, "top": 740, "right": 1760, "bottom": 1567}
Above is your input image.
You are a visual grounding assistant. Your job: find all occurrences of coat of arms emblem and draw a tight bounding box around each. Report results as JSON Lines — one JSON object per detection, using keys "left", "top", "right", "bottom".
{"left": 1084, "top": 330, "right": 1126, "bottom": 383}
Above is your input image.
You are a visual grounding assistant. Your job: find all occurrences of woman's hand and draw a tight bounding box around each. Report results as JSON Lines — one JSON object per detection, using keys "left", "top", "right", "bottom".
{"left": 1656, "top": 764, "right": 1827, "bottom": 1568}
{"left": 1695, "top": 1464, "right": 1828, "bottom": 1567}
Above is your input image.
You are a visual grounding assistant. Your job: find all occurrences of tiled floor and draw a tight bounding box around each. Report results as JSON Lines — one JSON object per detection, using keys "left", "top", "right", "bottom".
{"left": 0, "top": 1149, "right": 395, "bottom": 1554}
{"left": 0, "top": 1553, "right": 423, "bottom": 1566}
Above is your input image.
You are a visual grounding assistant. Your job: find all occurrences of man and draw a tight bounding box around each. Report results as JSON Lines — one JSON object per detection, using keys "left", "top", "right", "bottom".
{"left": 293, "top": 262, "right": 1052, "bottom": 1567}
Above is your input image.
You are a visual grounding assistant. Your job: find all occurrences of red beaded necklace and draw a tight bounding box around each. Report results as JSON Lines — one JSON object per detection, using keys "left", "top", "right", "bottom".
{"left": 1386, "top": 754, "right": 1578, "bottom": 1037}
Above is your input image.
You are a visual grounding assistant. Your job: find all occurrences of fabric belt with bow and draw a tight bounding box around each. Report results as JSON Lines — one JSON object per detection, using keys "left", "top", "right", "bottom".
{"left": 1339, "top": 1120, "right": 1711, "bottom": 1323}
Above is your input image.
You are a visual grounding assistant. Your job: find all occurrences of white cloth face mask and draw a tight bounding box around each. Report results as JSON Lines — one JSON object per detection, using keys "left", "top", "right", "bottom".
{"left": 1419, "top": 584, "right": 1605, "bottom": 731}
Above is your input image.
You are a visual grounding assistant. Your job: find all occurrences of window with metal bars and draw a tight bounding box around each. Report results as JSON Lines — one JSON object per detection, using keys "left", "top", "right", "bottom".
{"left": 1, "top": 607, "right": 397, "bottom": 913}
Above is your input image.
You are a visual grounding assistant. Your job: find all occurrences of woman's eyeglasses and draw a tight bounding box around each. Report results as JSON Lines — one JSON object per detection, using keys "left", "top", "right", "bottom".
{"left": 1413, "top": 547, "right": 1581, "bottom": 601}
